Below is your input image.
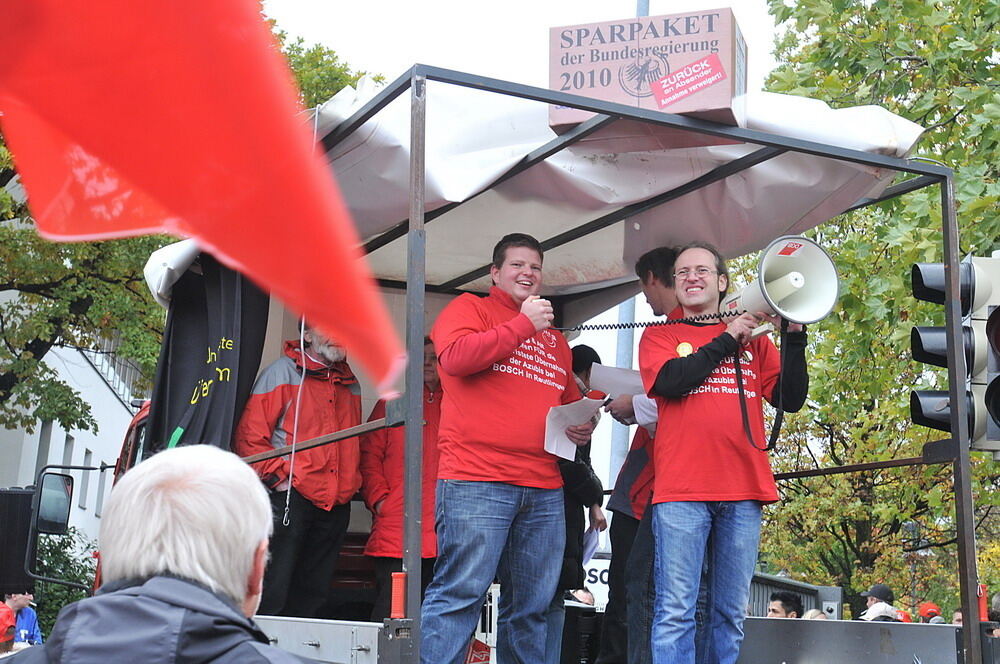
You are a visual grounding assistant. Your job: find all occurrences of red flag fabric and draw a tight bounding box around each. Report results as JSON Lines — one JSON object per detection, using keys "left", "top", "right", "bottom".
{"left": 0, "top": 0, "right": 405, "bottom": 396}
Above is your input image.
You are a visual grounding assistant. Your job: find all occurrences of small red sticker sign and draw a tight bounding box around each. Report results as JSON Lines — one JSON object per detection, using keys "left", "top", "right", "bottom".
{"left": 652, "top": 53, "right": 728, "bottom": 109}
{"left": 776, "top": 241, "right": 805, "bottom": 256}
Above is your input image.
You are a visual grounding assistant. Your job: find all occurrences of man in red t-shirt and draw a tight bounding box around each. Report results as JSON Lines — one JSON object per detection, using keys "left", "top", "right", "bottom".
{"left": 638, "top": 241, "right": 808, "bottom": 664}
{"left": 421, "top": 233, "right": 595, "bottom": 664}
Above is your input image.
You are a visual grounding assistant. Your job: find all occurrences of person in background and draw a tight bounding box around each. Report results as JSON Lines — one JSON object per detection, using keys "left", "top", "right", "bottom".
{"left": 596, "top": 246, "right": 678, "bottom": 664}
{"left": 0, "top": 601, "right": 14, "bottom": 655}
{"left": 766, "top": 591, "right": 803, "bottom": 619}
{"left": 4, "top": 592, "right": 42, "bottom": 647}
{"left": 360, "top": 338, "right": 442, "bottom": 622}
{"left": 859, "top": 584, "right": 899, "bottom": 622}
{"left": 801, "top": 609, "right": 827, "bottom": 620}
{"left": 952, "top": 608, "right": 963, "bottom": 625}
{"left": 917, "top": 601, "right": 942, "bottom": 623}
{"left": 544, "top": 344, "right": 608, "bottom": 664}
{"left": 233, "top": 325, "right": 362, "bottom": 618}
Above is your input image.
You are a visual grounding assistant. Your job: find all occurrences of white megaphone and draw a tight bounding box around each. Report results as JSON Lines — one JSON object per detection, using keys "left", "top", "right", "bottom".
{"left": 720, "top": 235, "right": 839, "bottom": 327}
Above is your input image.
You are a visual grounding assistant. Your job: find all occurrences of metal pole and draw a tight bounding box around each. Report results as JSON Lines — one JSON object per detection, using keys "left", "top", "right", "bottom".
{"left": 941, "top": 177, "right": 983, "bottom": 663}
{"left": 609, "top": 298, "right": 635, "bottom": 483}
{"left": 636, "top": 0, "right": 649, "bottom": 17}
{"left": 402, "top": 69, "right": 428, "bottom": 660}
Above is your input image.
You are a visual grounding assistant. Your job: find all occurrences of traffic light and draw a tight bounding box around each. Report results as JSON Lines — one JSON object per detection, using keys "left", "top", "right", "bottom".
{"left": 910, "top": 255, "right": 1000, "bottom": 455}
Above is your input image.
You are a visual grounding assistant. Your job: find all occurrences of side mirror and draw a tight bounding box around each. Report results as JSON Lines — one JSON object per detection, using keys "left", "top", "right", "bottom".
{"left": 36, "top": 472, "right": 73, "bottom": 535}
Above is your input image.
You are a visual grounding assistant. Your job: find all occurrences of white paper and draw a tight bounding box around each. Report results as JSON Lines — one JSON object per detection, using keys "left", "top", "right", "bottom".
{"left": 582, "top": 526, "right": 600, "bottom": 565}
{"left": 589, "top": 363, "right": 644, "bottom": 397}
{"left": 544, "top": 397, "right": 604, "bottom": 461}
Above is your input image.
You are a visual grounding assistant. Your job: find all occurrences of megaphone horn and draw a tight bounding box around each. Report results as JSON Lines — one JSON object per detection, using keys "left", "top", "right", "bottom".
{"left": 720, "top": 236, "right": 839, "bottom": 325}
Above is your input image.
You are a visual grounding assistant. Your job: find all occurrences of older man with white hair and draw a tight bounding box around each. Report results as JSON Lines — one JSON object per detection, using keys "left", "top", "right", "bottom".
{"left": 10, "top": 445, "right": 316, "bottom": 663}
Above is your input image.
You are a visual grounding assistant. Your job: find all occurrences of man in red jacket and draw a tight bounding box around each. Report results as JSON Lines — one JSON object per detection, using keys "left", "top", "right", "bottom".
{"left": 233, "top": 326, "right": 362, "bottom": 618}
{"left": 360, "top": 337, "right": 441, "bottom": 622}
{"left": 421, "top": 233, "right": 595, "bottom": 664}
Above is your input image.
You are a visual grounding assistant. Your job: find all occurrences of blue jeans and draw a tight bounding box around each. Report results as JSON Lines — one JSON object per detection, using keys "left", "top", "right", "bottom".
{"left": 651, "top": 501, "right": 761, "bottom": 664}
{"left": 420, "top": 480, "right": 565, "bottom": 664}
{"left": 544, "top": 591, "right": 566, "bottom": 664}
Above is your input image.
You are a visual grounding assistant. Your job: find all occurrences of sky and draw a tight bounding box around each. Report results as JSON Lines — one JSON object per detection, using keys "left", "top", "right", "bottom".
{"left": 263, "top": 0, "right": 779, "bottom": 93}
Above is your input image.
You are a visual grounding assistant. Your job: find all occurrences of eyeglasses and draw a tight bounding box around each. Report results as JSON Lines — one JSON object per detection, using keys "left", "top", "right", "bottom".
{"left": 673, "top": 267, "right": 717, "bottom": 280}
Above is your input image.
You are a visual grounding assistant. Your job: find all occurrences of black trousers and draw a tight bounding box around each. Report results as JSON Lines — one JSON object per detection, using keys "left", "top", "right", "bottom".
{"left": 595, "top": 512, "right": 640, "bottom": 664}
{"left": 370, "top": 556, "right": 436, "bottom": 623}
{"left": 259, "top": 488, "right": 351, "bottom": 618}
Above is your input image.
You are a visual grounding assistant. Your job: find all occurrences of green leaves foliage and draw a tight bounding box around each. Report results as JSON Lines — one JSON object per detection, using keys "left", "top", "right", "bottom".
{"left": 33, "top": 527, "right": 98, "bottom": 637}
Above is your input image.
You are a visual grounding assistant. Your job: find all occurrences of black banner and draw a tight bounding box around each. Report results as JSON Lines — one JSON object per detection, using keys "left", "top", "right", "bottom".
{"left": 145, "top": 253, "right": 269, "bottom": 456}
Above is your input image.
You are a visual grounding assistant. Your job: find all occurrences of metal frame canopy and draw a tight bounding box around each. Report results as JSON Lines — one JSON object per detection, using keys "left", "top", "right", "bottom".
{"left": 318, "top": 64, "right": 979, "bottom": 662}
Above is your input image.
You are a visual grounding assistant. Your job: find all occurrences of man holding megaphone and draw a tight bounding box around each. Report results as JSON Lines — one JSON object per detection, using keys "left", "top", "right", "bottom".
{"left": 637, "top": 241, "right": 809, "bottom": 664}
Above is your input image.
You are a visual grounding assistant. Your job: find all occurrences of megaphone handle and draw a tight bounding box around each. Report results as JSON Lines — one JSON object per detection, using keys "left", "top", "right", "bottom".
{"left": 750, "top": 322, "right": 774, "bottom": 339}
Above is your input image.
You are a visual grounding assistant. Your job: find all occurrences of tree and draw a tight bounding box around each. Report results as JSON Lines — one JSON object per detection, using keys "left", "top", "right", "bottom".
{"left": 33, "top": 527, "right": 98, "bottom": 636}
{"left": 757, "top": 0, "right": 1000, "bottom": 617}
{"left": 0, "top": 20, "right": 374, "bottom": 435}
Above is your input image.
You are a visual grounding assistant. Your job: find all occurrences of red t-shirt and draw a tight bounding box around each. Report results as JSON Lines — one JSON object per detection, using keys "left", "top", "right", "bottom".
{"left": 0, "top": 603, "right": 14, "bottom": 644}
{"left": 431, "top": 287, "right": 581, "bottom": 488}
{"left": 638, "top": 321, "right": 781, "bottom": 504}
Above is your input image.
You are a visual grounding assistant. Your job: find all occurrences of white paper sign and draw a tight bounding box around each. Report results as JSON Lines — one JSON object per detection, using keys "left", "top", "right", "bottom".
{"left": 582, "top": 525, "right": 601, "bottom": 565}
{"left": 589, "top": 363, "right": 644, "bottom": 397}
{"left": 544, "top": 397, "right": 605, "bottom": 461}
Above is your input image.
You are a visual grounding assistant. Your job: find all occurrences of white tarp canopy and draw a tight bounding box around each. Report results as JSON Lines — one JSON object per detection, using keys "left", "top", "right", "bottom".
{"left": 317, "top": 73, "right": 924, "bottom": 304}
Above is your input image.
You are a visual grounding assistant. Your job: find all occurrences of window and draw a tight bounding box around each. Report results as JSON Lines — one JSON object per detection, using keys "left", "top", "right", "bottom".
{"left": 34, "top": 421, "right": 53, "bottom": 481}
{"left": 79, "top": 449, "right": 93, "bottom": 509}
{"left": 62, "top": 433, "right": 75, "bottom": 466}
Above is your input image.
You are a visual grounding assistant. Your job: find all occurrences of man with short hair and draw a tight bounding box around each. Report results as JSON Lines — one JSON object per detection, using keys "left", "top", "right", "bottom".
{"left": 597, "top": 246, "right": 677, "bottom": 664}
{"left": 767, "top": 592, "right": 803, "bottom": 619}
{"left": 234, "top": 326, "right": 362, "bottom": 617}
{"left": 10, "top": 445, "right": 314, "bottom": 663}
{"left": 638, "top": 241, "right": 809, "bottom": 664}
{"left": 421, "top": 233, "right": 595, "bottom": 664}
{"left": 4, "top": 591, "right": 42, "bottom": 647}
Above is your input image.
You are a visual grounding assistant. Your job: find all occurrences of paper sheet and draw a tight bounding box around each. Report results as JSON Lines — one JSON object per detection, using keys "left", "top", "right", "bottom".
{"left": 589, "top": 363, "right": 644, "bottom": 397}
{"left": 582, "top": 525, "right": 600, "bottom": 565}
{"left": 544, "top": 396, "right": 604, "bottom": 461}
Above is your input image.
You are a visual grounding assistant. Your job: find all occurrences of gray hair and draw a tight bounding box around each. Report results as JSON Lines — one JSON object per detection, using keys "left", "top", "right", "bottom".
{"left": 99, "top": 445, "right": 272, "bottom": 604}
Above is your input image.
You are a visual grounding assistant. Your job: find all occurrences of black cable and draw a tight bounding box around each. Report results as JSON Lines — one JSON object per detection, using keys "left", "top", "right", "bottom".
{"left": 766, "top": 318, "right": 790, "bottom": 451}
{"left": 733, "top": 318, "right": 789, "bottom": 452}
{"left": 554, "top": 308, "right": 746, "bottom": 332}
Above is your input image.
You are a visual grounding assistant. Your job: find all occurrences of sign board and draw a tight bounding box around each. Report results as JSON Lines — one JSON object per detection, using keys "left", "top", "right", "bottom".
{"left": 549, "top": 9, "right": 747, "bottom": 150}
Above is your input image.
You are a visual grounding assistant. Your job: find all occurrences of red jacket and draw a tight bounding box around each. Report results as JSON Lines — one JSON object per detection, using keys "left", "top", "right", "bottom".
{"left": 233, "top": 340, "right": 362, "bottom": 510}
{"left": 359, "top": 385, "right": 441, "bottom": 558}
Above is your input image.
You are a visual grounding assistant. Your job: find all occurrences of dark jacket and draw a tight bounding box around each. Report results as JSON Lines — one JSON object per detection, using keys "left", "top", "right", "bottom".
{"left": 557, "top": 443, "right": 604, "bottom": 590}
{"left": 10, "top": 576, "right": 317, "bottom": 664}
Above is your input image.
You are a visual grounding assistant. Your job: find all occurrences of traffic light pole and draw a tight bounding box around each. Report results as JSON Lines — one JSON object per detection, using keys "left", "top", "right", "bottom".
{"left": 941, "top": 177, "right": 984, "bottom": 663}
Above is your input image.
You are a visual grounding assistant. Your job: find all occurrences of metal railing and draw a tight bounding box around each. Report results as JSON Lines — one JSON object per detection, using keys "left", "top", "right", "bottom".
{"left": 78, "top": 337, "right": 149, "bottom": 411}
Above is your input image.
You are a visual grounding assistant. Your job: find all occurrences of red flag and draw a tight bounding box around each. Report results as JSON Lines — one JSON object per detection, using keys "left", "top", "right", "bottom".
{"left": 0, "top": 0, "right": 405, "bottom": 396}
